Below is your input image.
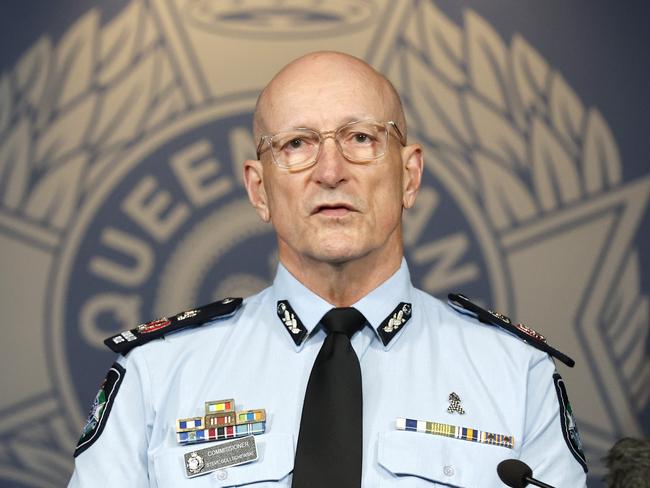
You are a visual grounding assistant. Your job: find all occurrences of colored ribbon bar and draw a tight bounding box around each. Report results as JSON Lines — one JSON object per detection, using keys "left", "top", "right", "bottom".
{"left": 175, "top": 399, "right": 266, "bottom": 446}
{"left": 177, "top": 422, "right": 266, "bottom": 445}
{"left": 396, "top": 417, "right": 514, "bottom": 449}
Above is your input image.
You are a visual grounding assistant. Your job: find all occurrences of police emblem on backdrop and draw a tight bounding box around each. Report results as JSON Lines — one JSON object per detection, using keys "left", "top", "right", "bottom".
{"left": 74, "top": 363, "right": 126, "bottom": 457}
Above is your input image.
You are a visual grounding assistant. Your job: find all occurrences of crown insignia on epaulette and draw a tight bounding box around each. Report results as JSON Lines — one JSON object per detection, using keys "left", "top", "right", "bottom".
{"left": 448, "top": 293, "right": 574, "bottom": 367}
{"left": 104, "top": 297, "right": 243, "bottom": 355}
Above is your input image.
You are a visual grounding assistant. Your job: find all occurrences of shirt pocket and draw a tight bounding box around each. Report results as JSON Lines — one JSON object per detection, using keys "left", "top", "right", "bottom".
{"left": 216, "top": 433, "right": 294, "bottom": 487}
{"left": 377, "top": 431, "right": 511, "bottom": 487}
{"left": 152, "top": 434, "right": 294, "bottom": 488}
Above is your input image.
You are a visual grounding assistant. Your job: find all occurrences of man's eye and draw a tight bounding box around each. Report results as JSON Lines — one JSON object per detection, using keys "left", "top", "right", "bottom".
{"left": 350, "top": 132, "right": 375, "bottom": 144}
{"left": 354, "top": 133, "right": 369, "bottom": 143}
{"left": 281, "top": 138, "right": 306, "bottom": 151}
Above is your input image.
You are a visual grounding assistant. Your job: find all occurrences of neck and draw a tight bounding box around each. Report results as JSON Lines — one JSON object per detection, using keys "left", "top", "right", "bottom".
{"left": 278, "top": 245, "right": 403, "bottom": 307}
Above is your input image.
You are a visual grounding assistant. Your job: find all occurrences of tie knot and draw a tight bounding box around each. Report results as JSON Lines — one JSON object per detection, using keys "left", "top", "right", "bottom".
{"left": 320, "top": 308, "right": 366, "bottom": 338}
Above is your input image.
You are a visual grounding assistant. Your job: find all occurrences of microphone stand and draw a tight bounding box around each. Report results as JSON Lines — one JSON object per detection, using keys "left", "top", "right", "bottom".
{"left": 525, "top": 476, "right": 555, "bottom": 488}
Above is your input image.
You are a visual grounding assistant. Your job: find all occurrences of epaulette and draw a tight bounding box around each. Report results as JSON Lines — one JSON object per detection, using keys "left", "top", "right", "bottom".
{"left": 104, "top": 297, "right": 243, "bottom": 356}
{"left": 448, "top": 293, "right": 575, "bottom": 367}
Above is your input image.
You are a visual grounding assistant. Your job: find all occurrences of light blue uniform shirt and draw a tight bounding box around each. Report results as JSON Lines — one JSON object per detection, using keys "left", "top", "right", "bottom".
{"left": 69, "top": 260, "right": 587, "bottom": 487}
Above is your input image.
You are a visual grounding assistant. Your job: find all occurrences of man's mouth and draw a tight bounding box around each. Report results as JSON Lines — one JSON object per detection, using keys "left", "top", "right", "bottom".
{"left": 312, "top": 203, "right": 357, "bottom": 217}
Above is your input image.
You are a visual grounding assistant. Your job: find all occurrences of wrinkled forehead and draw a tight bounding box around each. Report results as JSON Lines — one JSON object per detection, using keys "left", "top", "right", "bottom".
{"left": 254, "top": 54, "right": 401, "bottom": 137}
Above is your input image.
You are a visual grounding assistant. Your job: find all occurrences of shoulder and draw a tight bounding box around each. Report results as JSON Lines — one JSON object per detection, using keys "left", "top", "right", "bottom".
{"left": 415, "top": 290, "right": 574, "bottom": 366}
{"left": 104, "top": 297, "right": 244, "bottom": 356}
{"left": 450, "top": 293, "right": 574, "bottom": 367}
{"left": 416, "top": 291, "right": 528, "bottom": 348}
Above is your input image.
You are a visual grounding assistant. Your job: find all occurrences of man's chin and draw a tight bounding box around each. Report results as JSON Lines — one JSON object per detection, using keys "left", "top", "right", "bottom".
{"left": 307, "top": 243, "right": 370, "bottom": 266}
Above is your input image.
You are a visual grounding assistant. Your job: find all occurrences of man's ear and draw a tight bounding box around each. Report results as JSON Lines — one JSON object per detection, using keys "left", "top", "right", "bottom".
{"left": 243, "top": 159, "right": 271, "bottom": 222}
{"left": 401, "top": 143, "right": 423, "bottom": 209}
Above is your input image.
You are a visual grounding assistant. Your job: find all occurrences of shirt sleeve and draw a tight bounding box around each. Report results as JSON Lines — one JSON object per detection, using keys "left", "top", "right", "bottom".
{"left": 67, "top": 350, "right": 153, "bottom": 488}
{"left": 520, "top": 353, "right": 587, "bottom": 487}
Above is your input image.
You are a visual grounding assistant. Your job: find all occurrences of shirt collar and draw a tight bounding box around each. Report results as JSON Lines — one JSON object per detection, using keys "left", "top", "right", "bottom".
{"left": 272, "top": 258, "right": 415, "bottom": 351}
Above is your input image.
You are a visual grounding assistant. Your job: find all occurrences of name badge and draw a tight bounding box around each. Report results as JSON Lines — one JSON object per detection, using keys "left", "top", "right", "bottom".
{"left": 184, "top": 435, "right": 258, "bottom": 478}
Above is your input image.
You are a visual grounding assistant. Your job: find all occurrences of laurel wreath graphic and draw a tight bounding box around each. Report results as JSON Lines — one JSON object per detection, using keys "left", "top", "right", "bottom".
{"left": 0, "top": 4, "right": 188, "bottom": 232}
{"left": 0, "top": 1, "right": 647, "bottom": 485}
{"left": 388, "top": 3, "right": 623, "bottom": 231}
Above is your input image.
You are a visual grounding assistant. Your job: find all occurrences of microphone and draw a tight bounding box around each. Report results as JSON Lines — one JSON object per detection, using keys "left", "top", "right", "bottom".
{"left": 497, "top": 459, "right": 556, "bottom": 488}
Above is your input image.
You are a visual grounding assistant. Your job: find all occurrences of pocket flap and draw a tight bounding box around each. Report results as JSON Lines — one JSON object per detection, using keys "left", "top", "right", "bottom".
{"left": 216, "top": 433, "right": 294, "bottom": 487}
{"left": 378, "top": 430, "right": 509, "bottom": 487}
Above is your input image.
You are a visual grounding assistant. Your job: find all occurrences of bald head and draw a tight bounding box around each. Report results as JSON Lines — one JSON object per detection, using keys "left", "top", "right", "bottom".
{"left": 253, "top": 51, "right": 406, "bottom": 143}
{"left": 243, "top": 51, "right": 424, "bottom": 287}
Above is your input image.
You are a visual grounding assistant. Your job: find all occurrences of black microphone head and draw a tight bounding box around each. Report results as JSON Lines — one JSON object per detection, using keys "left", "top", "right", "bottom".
{"left": 497, "top": 459, "right": 533, "bottom": 488}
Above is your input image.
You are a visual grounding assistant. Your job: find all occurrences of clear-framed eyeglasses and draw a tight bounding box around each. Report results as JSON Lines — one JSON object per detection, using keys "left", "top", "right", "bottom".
{"left": 256, "top": 119, "right": 406, "bottom": 170}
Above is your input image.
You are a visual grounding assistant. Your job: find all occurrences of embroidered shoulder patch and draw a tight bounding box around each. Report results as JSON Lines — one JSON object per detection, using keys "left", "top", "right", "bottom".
{"left": 553, "top": 373, "right": 588, "bottom": 472}
{"left": 74, "top": 362, "right": 126, "bottom": 457}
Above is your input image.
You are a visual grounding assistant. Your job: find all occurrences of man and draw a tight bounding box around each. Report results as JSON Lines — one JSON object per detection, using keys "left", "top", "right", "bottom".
{"left": 68, "top": 52, "right": 587, "bottom": 486}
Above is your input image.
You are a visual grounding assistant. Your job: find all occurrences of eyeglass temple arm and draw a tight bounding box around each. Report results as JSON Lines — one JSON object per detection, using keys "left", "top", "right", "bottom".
{"left": 388, "top": 121, "right": 407, "bottom": 146}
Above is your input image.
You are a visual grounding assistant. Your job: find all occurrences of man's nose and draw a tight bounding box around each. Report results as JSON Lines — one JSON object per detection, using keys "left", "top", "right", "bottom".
{"left": 310, "top": 136, "right": 348, "bottom": 187}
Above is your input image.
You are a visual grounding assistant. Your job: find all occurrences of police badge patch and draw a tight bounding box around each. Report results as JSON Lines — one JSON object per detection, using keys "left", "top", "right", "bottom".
{"left": 553, "top": 373, "right": 588, "bottom": 472}
{"left": 74, "top": 363, "right": 126, "bottom": 457}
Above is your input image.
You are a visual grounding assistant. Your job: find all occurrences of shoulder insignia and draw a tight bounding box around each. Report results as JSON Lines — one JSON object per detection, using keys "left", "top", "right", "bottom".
{"left": 553, "top": 373, "right": 588, "bottom": 472}
{"left": 104, "top": 297, "right": 243, "bottom": 355}
{"left": 75, "top": 362, "right": 125, "bottom": 457}
{"left": 447, "top": 293, "right": 575, "bottom": 367}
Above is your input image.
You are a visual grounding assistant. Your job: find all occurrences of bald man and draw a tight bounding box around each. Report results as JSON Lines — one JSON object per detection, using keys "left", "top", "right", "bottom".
{"left": 68, "top": 52, "right": 587, "bottom": 487}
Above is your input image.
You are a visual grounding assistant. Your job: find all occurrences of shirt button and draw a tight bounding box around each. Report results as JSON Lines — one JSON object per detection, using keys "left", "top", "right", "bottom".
{"left": 443, "top": 465, "right": 455, "bottom": 477}
{"left": 216, "top": 469, "right": 228, "bottom": 480}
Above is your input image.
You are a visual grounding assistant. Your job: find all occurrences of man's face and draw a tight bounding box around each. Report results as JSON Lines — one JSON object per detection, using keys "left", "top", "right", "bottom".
{"left": 245, "top": 56, "right": 421, "bottom": 270}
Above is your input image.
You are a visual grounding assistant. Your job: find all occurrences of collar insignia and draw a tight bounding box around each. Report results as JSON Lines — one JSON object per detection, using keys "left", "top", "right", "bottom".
{"left": 377, "top": 302, "right": 412, "bottom": 346}
{"left": 276, "top": 300, "right": 308, "bottom": 346}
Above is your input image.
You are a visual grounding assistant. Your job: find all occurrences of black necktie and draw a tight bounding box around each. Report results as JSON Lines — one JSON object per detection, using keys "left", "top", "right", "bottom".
{"left": 292, "top": 307, "right": 366, "bottom": 488}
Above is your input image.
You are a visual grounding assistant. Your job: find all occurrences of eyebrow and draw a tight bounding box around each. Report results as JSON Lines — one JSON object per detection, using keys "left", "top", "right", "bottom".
{"left": 275, "top": 115, "right": 379, "bottom": 132}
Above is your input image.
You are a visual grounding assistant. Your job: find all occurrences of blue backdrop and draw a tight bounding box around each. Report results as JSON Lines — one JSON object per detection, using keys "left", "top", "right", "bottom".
{"left": 1, "top": 1, "right": 648, "bottom": 486}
